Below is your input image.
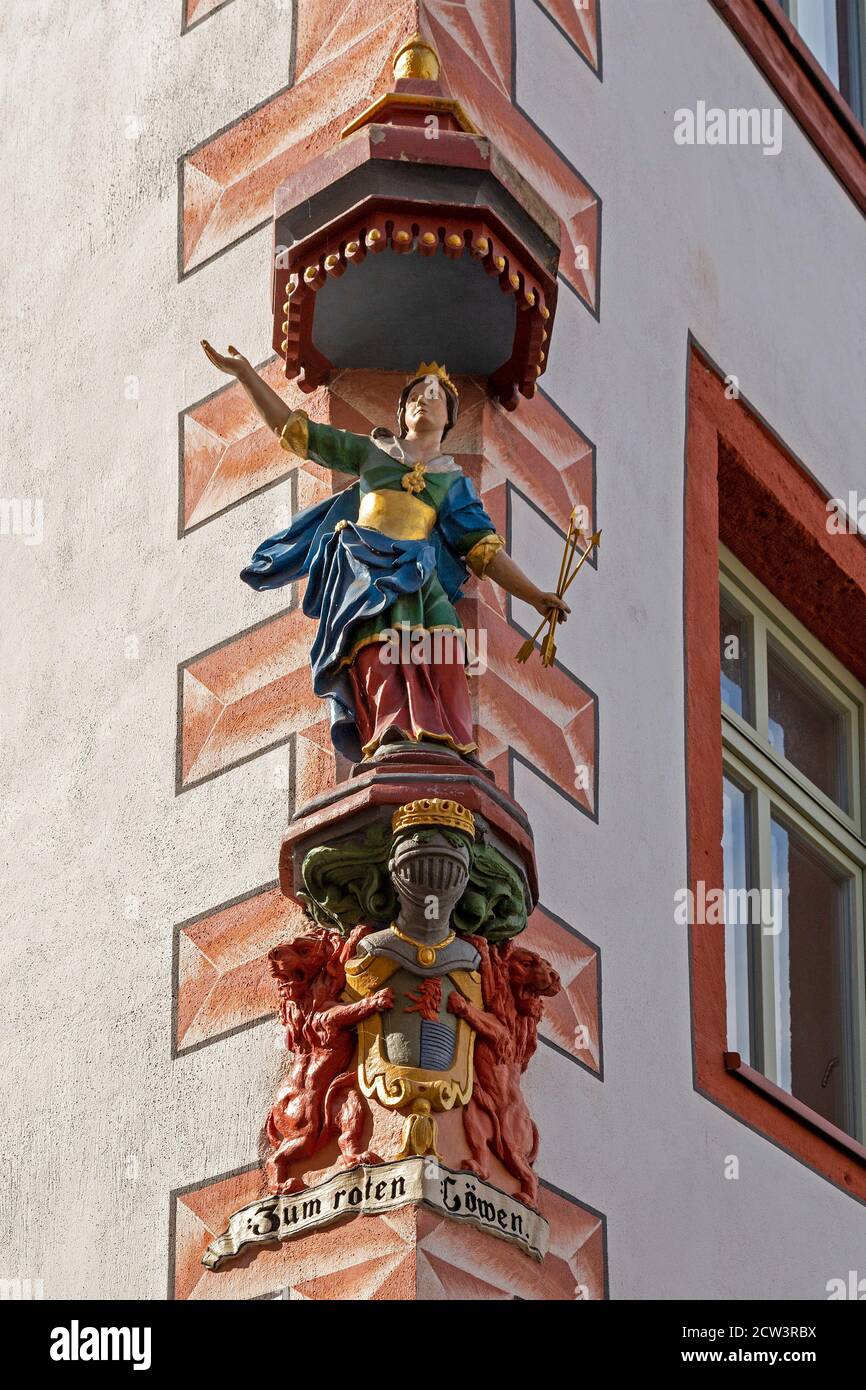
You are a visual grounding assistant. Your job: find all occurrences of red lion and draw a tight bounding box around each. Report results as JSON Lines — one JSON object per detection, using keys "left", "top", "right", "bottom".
{"left": 265, "top": 925, "right": 391, "bottom": 1193}
{"left": 448, "top": 937, "right": 560, "bottom": 1208}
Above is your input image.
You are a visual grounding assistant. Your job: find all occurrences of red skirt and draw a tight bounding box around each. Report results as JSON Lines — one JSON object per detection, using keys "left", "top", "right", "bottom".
{"left": 349, "top": 640, "right": 476, "bottom": 757}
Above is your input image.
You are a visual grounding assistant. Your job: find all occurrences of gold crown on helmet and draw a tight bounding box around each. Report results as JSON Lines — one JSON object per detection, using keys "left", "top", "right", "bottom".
{"left": 413, "top": 361, "right": 459, "bottom": 398}
{"left": 391, "top": 797, "right": 475, "bottom": 839}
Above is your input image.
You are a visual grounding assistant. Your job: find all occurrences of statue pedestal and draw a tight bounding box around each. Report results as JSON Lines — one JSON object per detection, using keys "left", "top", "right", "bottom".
{"left": 181, "top": 1161, "right": 604, "bottom": 1300}
{"left": 265, "top": 743, "right": 545, "bottom": 1194}
{"left": 202, "top": 1158, "right": 549, "bottom": 1271}
{"left": 182, "top": 740, "right": 604, "bottom": 1301}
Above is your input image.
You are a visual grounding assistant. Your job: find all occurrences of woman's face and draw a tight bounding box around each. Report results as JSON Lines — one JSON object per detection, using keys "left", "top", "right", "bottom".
{"left": 404, "top": 376, "right": 449, "bottom": 436}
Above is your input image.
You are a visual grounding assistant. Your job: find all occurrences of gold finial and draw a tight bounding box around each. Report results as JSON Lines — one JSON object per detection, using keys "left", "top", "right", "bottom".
{"left": 396, "top": 1100, "right": 440, "bottom": 1159}
{"left": 393, "top": 32, "right": 440, "bottom": 81}
{"left": 392, "top": 798, "right": 475, "bottom": 838}
{"left": 413, "top": 360, "right": 459, "bottom": 398}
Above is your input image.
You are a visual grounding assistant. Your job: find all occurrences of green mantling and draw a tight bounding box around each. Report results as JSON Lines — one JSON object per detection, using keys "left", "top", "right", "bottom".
{"left": 298, "top": 825, "right": 528, "bottom": 942}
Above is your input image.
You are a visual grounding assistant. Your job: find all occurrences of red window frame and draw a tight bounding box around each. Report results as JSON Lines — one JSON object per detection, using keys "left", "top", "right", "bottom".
{"left": 685, "top": 340, "right": 866, "bottom": 1200}
{"left": 709, "top": 0, "right": 866, "bottom": 218}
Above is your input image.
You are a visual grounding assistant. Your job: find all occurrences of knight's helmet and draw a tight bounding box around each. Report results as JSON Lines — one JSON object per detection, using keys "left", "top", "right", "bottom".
{"left": 389, "top": 797, "right": 475, "bottom": 936}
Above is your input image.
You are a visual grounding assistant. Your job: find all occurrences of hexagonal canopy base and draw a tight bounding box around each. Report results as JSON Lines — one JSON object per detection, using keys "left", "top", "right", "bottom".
{"left": 280, "top": 744, "right": 538, "bottom": 925}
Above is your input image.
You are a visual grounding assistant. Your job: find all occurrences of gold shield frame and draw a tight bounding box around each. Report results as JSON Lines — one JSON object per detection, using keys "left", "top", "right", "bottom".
{"left": 343, "top": 953, "right": 483, "bottom": 1113}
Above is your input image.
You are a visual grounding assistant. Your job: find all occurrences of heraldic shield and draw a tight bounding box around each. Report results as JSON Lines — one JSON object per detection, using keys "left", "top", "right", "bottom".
{"left": 341, "top": 796, "right": 486, "bottom": 1158}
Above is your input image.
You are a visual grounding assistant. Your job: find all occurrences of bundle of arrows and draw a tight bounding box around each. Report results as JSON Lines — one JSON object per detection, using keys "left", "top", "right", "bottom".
{"left": 515, "top": 510, "right": 601, "bottom": 667}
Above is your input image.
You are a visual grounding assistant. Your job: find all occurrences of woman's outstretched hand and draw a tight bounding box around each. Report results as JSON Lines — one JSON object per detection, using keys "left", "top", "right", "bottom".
{"left": 201, "top": 340, "right": 251, "bottom": 379}
{"left": 533, "top": 592, "right": 570, "bottom": 621}
{"left": 200, "top": 341, "right": 291, "bottom": 436}
{"left": 483, "top": 550, "right": 572, "bottom": 622}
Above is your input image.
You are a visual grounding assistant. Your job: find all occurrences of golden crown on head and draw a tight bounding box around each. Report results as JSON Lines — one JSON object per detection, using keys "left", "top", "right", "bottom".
{"left": 392, "top": 797, "right": 475, "bottom": 839}
{"left": 413, "top": 361, "right": 459, "bottom": 398}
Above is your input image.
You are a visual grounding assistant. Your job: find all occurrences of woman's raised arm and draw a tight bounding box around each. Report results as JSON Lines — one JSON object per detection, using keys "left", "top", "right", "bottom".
{"left": 201, "top": 341, "right": 291, "bottom": 436}
{"left": 201, "top": 340, "right": 368, "bottom": 475}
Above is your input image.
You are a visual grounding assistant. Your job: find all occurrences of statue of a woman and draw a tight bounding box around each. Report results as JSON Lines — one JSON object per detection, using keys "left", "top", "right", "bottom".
{"left": 201, "top": 342, "right": 569, "bottom": 762}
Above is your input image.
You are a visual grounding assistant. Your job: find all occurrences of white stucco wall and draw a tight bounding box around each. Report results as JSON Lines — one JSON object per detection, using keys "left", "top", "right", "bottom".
{"left": 514, "top": 0, "right": 866, "bottom": 1299}
{"left": 1, "top": 0, "right": 296, "bottom": 1302}
{"left": 1, "top": 0, "right": 864, "bottom": 1300}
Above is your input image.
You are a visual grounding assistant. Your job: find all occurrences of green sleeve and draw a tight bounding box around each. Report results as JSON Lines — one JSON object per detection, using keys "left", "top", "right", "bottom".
{"left": 306, "top": 421, "right": 371, "bottom": 476}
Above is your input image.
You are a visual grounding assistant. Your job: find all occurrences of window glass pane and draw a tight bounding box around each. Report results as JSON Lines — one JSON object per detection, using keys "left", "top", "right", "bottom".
{"left": 767, "top": 638, "right": 850, "bottom": 811}
{"left": 720, "top": 594, "right": 752, "bottom": 722}
{"left": 857, "top": 1, "right": 866, "bottom": 121}
{"left": 770, "top": 816, "right": 855, "bottom": 1132}
{"left": 788, "top": 0, "right": 841, "bottom": 85}
{"left": 723, "top": 777, "right": 754, "bottom": 1061}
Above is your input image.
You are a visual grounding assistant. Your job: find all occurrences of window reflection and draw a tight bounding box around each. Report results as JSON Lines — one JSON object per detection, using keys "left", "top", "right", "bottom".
{"left": 787, "top": 0, "right": 840, "bottom": 84}
{"left": 723, "top": 778, "right": 754, "bottom": 1061}
{"left": 770, "top": 816, "right": 855, "bottom": 1132}
{"left": 720, "top": 595, "right": 752, "bottom": 723}
{"left": 767, "top": 639, "right": 849, "bottom": 811}
{"left": 719, "top": 560, "right": 864, "bottom": 1143}
{"left": 779, "top": 0, "right": 866, "bottom": 120}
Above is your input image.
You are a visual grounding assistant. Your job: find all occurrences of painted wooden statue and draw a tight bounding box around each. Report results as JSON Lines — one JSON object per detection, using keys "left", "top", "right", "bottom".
{"left": 201, "top": 342, "right": 569, "bottom": 761}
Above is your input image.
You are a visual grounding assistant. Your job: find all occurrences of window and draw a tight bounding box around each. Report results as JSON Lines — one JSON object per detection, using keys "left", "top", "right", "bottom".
{"left": 778, "top": 0, "right": 866, "bottom": 120}
{"left": 719, "top": 548, "right": 866, "bottom": 1142}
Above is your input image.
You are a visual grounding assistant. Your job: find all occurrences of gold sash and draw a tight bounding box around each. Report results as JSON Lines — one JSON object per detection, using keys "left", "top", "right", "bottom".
{"left": 358, "top": 489, "right": 436, "bottom": 540}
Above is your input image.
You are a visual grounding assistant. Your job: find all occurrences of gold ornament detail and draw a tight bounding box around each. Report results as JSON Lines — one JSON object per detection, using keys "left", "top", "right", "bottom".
{"left": 357, "top": 488, "right": 436, "bottom": 540}
{"left": 465, "top": 532, "right": 505, "bottom": 579}
{"left": 391, "top": 797, "right": 475, "bottom": 838}
{"left": 389, "top": 920, "right": 456, "bottom": 967}
{"left": 396, "top": 1100, "right": 440, "bottom": 1159}
{"left": 343, "top": 959, "right": 482, "bottom": 1116}
{"left": 341, "top": 40, "right": 476, "bottom": 139}
{"left": 277, "top": 410, "right": 310, "bottom": 459}
{"left": 400, "top": 460, "right": 428, "bottom": 495}
{"left": 393, "top": 33, "right": 440, "bottom": 81}
{"left": 515, "top": 509, "right": 602, "bottom": 666}
{"left": 412, "top": 360, "right": 459, "bottom": 398}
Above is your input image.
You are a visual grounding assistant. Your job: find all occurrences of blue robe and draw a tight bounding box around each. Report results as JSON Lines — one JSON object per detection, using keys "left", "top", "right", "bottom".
{"left": 241, "top": 474, "right": 496, "bottom": 760}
